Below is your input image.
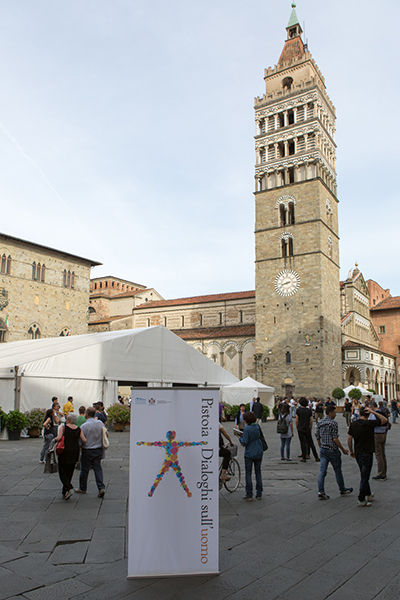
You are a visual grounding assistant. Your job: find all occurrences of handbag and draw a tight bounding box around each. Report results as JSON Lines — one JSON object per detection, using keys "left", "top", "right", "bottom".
{"left": 55, "top": 426, "right": 65, "bottom": 456}
{"left": 258, "top": 425, "right": 268, "bottom": 452}
{"left": 102, "top": 426, "right": 109, "bottom": 450}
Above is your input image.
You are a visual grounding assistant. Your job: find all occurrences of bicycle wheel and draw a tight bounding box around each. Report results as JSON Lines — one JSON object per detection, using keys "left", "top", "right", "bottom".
{"left": 224, "top": 457, "right": 240, "bottom": 492}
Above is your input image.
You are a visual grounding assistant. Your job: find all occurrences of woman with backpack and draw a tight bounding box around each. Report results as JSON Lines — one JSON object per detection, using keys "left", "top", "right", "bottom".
{"left": 239, "top": 411, "right": 263, "bottom": 501}
{"left": 278, "top": 403, "right": 293, "bottom": 460}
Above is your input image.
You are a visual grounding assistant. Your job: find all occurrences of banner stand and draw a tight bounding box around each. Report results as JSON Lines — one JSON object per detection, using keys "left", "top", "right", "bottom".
{"left": 128, "top": 387, "right": 219, "bottom": 578}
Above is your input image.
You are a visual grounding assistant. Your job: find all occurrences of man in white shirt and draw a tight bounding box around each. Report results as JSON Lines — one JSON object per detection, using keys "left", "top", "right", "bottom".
{"left": 75, "top": 407, "right": 106, "bottom": 498}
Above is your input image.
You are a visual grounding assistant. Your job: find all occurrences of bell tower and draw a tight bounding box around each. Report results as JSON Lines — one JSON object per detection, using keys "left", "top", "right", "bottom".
{"left": 254, "top": 3, "right": 341, "bottom": 398}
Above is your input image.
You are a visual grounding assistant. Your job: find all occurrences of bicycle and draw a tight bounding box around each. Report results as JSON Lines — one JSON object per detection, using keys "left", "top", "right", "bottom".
{"left": 219, "top": 445, "right": 241, "bottom": 492}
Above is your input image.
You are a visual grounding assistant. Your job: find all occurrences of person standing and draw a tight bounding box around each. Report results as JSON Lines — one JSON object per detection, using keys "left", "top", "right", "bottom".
{"left": 252, "top": 397, "right": 263, "bottom": 425}
{"left": 290, "top": 397, "right": 297, "bottom": 418}
{"left": 343, "top": 399, "right": 352, "bottom": 427}
{"left": 235, "top": 404, "right": 246, "bottom": 431}
{"left": 75, "top": 407, "right": 106, "bottom": 498}
{"left": 315, "top": 405, "right": 353, "bottom": 500}
{"left": 75, "top": 406, "right": 87, "bottom": 427}
{"left": 371, "top": 400, "right": 390, "bottom": 482}
{"left": 348, "top": 405, "right": 388, "bottom": 506}
{"left": 390, "top": 399, "right": 398, "bottom": 424}
{"left": 55, "top": 413, "right": 86, "bottom": 500}
{"left": 314, "top": 399, "right": 324, "bottom": 423}
{"left": 239, "top": 412, "right": 263, "bottom": 501}
{"left": 39, "top": 407, "right": 59, "bottom": 463}
{"left": 63, "top": 396, "right": 74, "bottom": 417}
{"left": 279, "top": 403, "right": 293, "bottom": 460}
{"left": 249, "top": 397, "right": 256, "bottom": 412}
{"left": 219, "top": 423, "right": 234, "bottom": 483}
{"left": 296, "top": 397, "right": 320, "bottom": 463}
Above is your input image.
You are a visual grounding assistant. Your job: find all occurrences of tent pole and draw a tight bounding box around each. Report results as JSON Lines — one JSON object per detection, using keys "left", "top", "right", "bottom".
{"left": 14, "top": 366, "right": 21, "bottom": 411}
{"left": 102, "top": 377, "right": 106, "bottom": 402}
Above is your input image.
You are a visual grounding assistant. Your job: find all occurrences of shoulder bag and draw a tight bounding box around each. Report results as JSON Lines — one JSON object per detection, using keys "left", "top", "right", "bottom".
{"left": 55, "top": 426, "right": 65, "bottom": 456}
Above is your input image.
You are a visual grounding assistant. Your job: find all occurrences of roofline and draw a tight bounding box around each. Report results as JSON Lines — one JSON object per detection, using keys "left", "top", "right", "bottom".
{"left": 134, "top": 290, "right": 256, "bottom": 309}
{"left": 0, "top": 232, "right": 101, "bottom": 267}
{"left": 90, "top": 276, "right": 146, "bottom": 287}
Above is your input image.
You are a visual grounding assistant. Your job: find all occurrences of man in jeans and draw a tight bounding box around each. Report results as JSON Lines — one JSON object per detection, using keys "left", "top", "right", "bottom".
{"left": 315, "top": 405, "right": 353, "bottom": 500}
{"left": 75, "top": 407, "right": 106, "bottom": 498}
{"left": 348, "top": 406, "right": 388, "bottom": 506}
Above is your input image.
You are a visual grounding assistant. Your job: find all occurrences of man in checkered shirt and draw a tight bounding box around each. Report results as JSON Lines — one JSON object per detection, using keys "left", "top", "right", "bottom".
{"left": 315, "top": 405, "right": 353, "bottom": 500}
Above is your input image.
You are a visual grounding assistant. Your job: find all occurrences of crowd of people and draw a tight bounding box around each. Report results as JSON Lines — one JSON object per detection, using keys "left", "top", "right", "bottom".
{"left": 39, "top": 396, "right": 108, "bottom": 500}
{"left": 222, "top": 393, "right": 397, "bottom": 507}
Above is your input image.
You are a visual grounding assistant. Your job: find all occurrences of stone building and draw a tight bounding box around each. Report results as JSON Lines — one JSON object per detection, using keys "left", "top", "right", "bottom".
{"left": 253, "top": 4, "right": 341, "bottom": 397}
{"left": 0, "top": 232, "right": 100, "bottom": 342}
{"left": 88, "top": 288, "right": 255, "bottom": 380}
{"left": 369, "top": 283, "right": 400, "bottom": 393}
{"left": 341, "top": 265, "right": 396, "bottom": 398}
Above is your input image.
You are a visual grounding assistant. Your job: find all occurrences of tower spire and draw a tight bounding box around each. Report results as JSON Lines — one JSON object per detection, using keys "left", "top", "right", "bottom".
{"left": 287, "top": 2, "right": 300, "bottom": 29}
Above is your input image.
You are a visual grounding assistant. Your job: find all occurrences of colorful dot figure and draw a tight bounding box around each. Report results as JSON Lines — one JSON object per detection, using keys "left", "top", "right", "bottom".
{"left": 137, "top": 430, "right": 207, "bottom": 498}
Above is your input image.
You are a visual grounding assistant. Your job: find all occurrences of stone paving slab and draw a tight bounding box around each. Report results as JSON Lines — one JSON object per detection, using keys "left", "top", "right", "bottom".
{"left": 1, "top": 418, "right": 400, "bottom": 599}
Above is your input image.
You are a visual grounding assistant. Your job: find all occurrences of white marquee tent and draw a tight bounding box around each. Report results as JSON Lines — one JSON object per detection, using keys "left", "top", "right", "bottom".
{"left": 0, "top": 327, "right": 238, "bottom": 413}
{"left": 221, "top": 376, "right": 275, "bottom": 411}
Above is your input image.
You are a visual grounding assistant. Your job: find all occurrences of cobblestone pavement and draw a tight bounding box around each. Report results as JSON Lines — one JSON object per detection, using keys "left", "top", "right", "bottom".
{"left": 1, "top": 416, "right": 400, "bottom": 600}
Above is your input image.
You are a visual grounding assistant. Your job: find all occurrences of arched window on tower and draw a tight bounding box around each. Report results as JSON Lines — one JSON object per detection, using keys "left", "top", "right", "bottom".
{"left": 63, "top": 270, "right": 67, "bottom": 287}
{"left": 6, "top": 255, "right": 11, "bottom": 274}
{"left": 32, "top": 262, "right": 36, "bottom": 280}
{"left": 281, "top": 238, "right": 288, "bottom": 258}
{"left": 286, "top": 351, "right": 291, "bottom": 364}
{"left": 41, "top": 264, "right": 45, "bottom": 282}
{"left": 288, "top": 202, "right": 295, "bottom": 224}
{"left": 288, "top": 237, "right": 294, "bottom": 256}
{"left": 282, "top": 77, "right": 293, "bottom": 91}
{"left": 28, "top": 323, "right": 41, "bottom": 339}
{"left": 67, "top": 270, "right": 71, "bottom": 288}
{"left": 0, "top": 254, "right": 6, "bottom": 274}
{"left": 279, "top": 204, "right": 286, "bottom": 226}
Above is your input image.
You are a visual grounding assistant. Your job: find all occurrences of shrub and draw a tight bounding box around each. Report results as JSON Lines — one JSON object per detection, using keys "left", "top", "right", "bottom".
{"left": 367, "top": 389, "right": 376, "bottom": 394}
{"left": 332, "top": 388, "right": 345, "bottom": 401}
{"left": 25, "top": 408, "right": 46, "bottom": 429}
{"left": 272, "top": 403, "right": 279, "bottom": 417}
{"left": 348, "top": 388, "right": 362, "bottom": 401}
{"left": 107, "top": 403, "right": 131, "bottom": 424}
{"left": 6, "top": 410, "right": 29, "bottom": 431}
{"left": 231, "top": 405, "right": 240, "bottom": 419}
{"left": 262, "top": 405, "right": 270, "bottom": 419}
{"left": 0, "top": 406, "right": 7, "bottom": 430}
{"left": 223, "top": 404, "right": 232, "bottom": 417}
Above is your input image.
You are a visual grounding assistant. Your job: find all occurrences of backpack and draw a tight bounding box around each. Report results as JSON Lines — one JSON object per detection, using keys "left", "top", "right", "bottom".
{"left": 277, "top": 416, "right": 288, "bottom": 434}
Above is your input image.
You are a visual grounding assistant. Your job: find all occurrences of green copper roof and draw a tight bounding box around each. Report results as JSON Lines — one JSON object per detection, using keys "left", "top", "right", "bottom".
{"left": 287, "top": 2, "right": 300, "bottom": 28}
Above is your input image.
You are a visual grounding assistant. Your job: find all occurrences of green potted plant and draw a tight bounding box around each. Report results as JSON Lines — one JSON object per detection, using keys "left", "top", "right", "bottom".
{"left": 0, "top": 406, "right": 7, "bottom": 432}
{"left": 222, "top": 404, "right": 231, "bottom": 421}
{"left": 6, "top": 410, "right": 29, "bottom": 441}
{"left": 107, "top": 403, "right": 131, "bottom": 431}
{"left": 272, "top": 403, "right": 279, "bottom": 419}
{"left": 367, "top": 389, "right": 376, "bottom": 395}
{"left": 348, "top": 388, "right": 362, "bottom": 401}
{"left": 262, "top": 405, "right": 270, "bottom": 421}
{"left": 25, "top": 408, "right": 46, "bottom": 437}
{"left": 332, "top": 388, "right": 345, "bottom": 412}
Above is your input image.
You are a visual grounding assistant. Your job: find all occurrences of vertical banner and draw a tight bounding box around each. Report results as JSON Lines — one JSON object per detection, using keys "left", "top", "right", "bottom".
{"left": 128, "top": 387, "right": 219, "bottom": 578}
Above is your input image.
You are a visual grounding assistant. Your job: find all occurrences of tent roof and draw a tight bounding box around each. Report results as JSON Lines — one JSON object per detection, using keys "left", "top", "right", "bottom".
{"left": 343, "top": 385, "right": 372, "bottom": 396}
{"left": 0, "top": 327, "right": 238, "bottom": 387}
{"left": 223, "top": 376, "right": 274, "bottom": 392}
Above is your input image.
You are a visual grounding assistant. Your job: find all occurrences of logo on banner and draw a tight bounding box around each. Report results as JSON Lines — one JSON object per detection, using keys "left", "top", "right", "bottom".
{"left": 135, "top": 397, "right": 147, "bottom": 405}
{"left": 137, "top": 430, "right": 207, "bottom": 498}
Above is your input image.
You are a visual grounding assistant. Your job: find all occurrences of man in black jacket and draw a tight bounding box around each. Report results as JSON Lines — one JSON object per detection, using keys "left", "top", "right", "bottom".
{"left": 296, "top": 397, "right": 320, "bottom": 462}
{"left": 252, "top": 397, "right": 263, "bottom": 425}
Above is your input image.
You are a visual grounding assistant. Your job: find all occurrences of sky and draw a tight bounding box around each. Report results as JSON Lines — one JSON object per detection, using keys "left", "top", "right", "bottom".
{"left": 0, "top": 0, "right": 399, "bottom": 299}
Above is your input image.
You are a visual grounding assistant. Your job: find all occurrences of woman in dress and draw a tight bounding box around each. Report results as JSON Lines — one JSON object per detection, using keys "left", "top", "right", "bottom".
{"left": 55, "top": 412, "right": 86, "bottom": 500}
{"left": 239, "top": 411, "right": 263, "bottom": 501}
{"left": 279, "top": 403, "right": 293, "bottom": 461}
